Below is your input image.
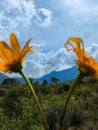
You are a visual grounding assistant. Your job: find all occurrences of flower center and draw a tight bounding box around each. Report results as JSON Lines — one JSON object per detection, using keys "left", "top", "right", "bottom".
{"left": 9, "top": 60, "right": 22, "bottom": 73}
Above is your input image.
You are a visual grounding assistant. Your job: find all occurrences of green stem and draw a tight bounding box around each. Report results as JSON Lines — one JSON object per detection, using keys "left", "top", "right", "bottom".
{"left": 59, "top": 72, "right": 84, "bottom": 130}
{"left": 19, "top": 70, "right": 50, "bottom": 130}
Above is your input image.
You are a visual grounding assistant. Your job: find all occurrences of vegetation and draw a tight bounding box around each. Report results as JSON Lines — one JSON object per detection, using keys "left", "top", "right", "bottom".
{"left": 0, "top": 78, "right": 98, "bottom": 130}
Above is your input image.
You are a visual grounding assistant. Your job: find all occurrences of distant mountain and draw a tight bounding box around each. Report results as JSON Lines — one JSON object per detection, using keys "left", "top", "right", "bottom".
{"left": 0, "top": 72, "right": 9, "bottom": 84}
{"left": 37, "top": 66, "right": 79, "bottom": 83}
{"left": 16, "top": 66, "right": 79, "bottom": 84}
{"left": 16, "top": 77, "right": 26, "bottom": 84}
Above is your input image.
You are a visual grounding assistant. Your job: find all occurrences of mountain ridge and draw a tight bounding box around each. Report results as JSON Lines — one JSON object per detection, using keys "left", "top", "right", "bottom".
{"left": 0, "top": 72, "right": 9, "bottom": 84}
{"left": 37, "top": 66, "right": 79, "bottom": 83}
{"left": 0, "top": 66, "right": 79, "bottom": 84}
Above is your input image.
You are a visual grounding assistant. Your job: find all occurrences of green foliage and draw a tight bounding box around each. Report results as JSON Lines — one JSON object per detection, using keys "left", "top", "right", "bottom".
{"left": 0, "top": 84, "right": 44, "bottom": 130}
{"left": 0, "top": 79, "right": 98, "bottom": 130}
{"left": 2, "top": 78, "right": 20, "bottom": 86}
{"left": 0, "top": 108, "right": 10, "bottom": 130}
{"left": 50, "top": 76, "right": 59, "bottom": 84}
{"left": 42, "top": 80, "right": 48, "bottom": 86}
{"left": 57, "top": 82, "right": 70, "bottom": 94}
{"left": 1, "top": 85, "right": 31, "bottom": 118}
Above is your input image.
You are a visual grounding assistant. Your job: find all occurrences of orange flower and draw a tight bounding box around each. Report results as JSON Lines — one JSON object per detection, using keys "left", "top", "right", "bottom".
{"left": 0, "top": 33, "right": 34, "bottom": 73}
{"left": 65, "top": 37, "right": 98, "bottom": 77}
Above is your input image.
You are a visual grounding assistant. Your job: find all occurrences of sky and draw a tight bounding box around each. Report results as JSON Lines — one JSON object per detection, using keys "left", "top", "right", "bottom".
{"left": 0, "top": 0, "right": 98, "bottom": 78}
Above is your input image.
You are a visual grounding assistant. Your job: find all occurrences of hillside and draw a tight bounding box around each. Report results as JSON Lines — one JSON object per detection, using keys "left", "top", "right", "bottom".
{"left": 0, "top": 72, "right": 9, "bottom": 84}
{"left": 0, "top": 78, "right": 98, "bottom": 130}
{"left": 38, "top": 66, "right": 79, "bottom": 83}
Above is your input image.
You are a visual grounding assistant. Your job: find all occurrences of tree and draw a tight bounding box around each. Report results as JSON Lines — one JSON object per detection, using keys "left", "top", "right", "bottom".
{"left": 2, "top": 78, "right": 19, "bottom": 85}
{"left": 50, "top": 76, "right": 59, "bottom": 84}
{"left": 42, "top": 79, "right": 48, "bottom": 86}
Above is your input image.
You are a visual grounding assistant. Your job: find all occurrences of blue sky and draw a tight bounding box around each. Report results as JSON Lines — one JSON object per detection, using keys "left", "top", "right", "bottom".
{"left": 0, "top": 0, "right": 98, "bottom": 78}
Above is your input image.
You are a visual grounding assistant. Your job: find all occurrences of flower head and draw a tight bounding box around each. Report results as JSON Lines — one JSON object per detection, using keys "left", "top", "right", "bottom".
{"left": 0, "top": 33, "right": 34, "bottom": 73}
{"left": 65, "top": 37, "right": 98, "bottom": 77}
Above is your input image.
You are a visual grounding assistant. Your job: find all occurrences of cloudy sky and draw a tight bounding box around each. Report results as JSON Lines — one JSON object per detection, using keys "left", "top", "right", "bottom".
{"left": 0, "top": 0, "right": 98, "bottom": 78}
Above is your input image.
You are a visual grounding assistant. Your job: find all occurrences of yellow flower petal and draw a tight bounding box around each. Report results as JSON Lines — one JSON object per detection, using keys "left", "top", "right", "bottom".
{"left": 0, "top": 33, "right": 35, "bottom": 73}
{"left": 0, "top": 41, "right": 13, "bottom": 63}
{"left": 65, "top": 37, "right": 98, "bottom": 77}
{"left": 0, "top": 61, "right": 8, "bottom": 72}
{"left": 10, "top": 33, "right": 21, "bottom": 59}
{"left": 68, "top": 37, "right": 84, "bottom": 49}
{"left": 20, "top": 38, "right": 33, "bottom": 61}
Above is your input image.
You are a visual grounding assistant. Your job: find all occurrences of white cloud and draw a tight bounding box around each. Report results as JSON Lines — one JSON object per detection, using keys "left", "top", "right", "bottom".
{"left": 61, "top": 0, "right": 98, "bottom": 25}
{"left": 1, "top": 0, "right": 98, "bottom": 79}
{"left": 34, "top": 8, "right": 52, "bottom": 28}
{"left": 22, "top": 43, "right": 98, "bottom": 78}
{"left": 0, "top": 0, "right": 52, "bottom": 41}
{"left": 62, "top": 0, "right": 98, "bottom": 14}
{"left": 1, "top": 0, "right": 36, "bottom": 25}
{"left": 23, "top": 48, "right": 75, "bottom": 78}
{"left": 86, "top": 43, "right": 98, "bottom": 60}
{"left": 7, "top": 43, "right": 98, "bottom": 79}
{"left": 0, "top": 0, "right": 36, "bottom": 40}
